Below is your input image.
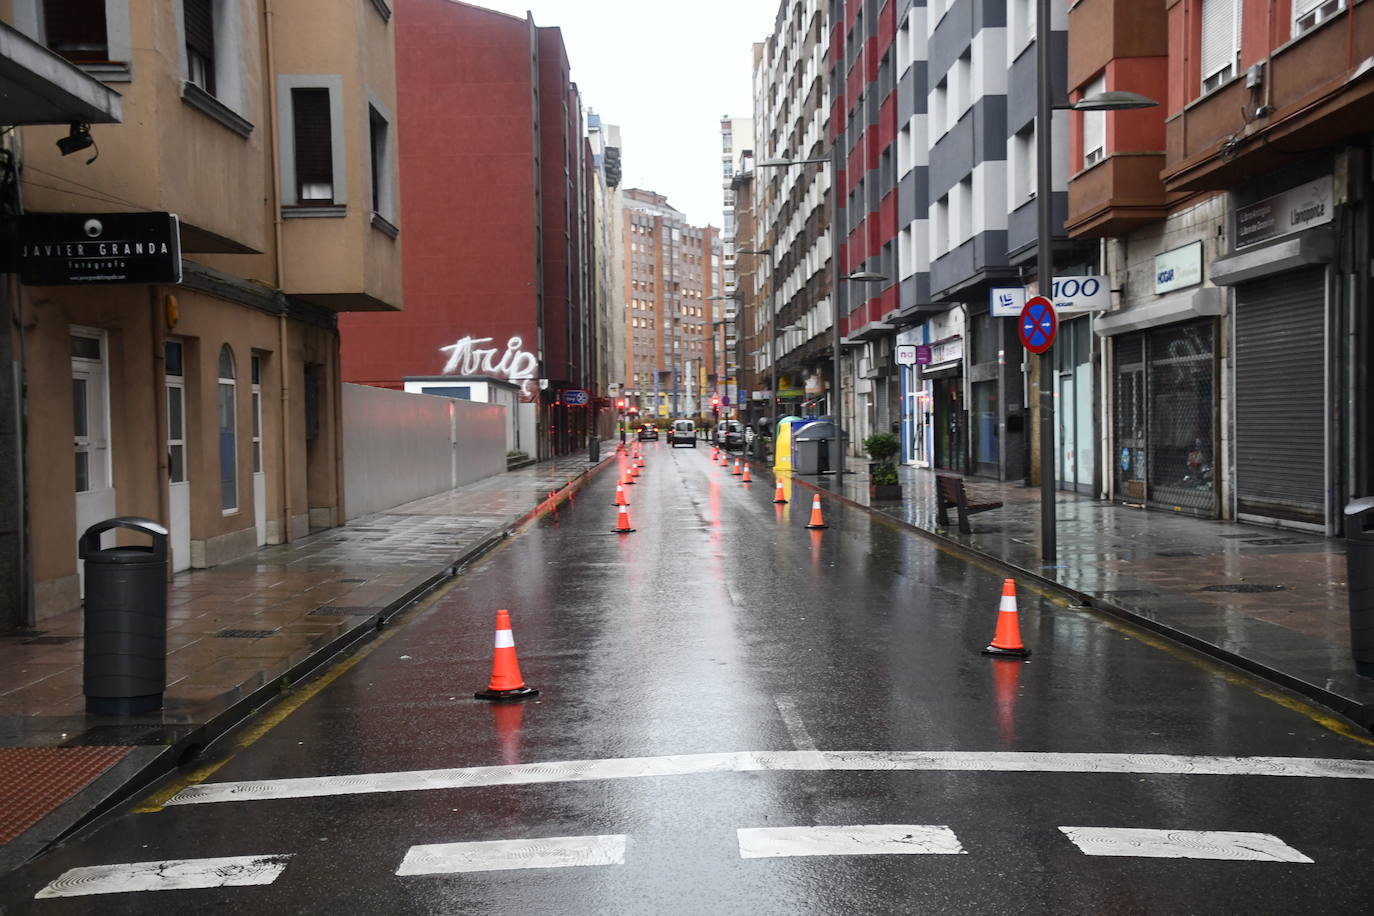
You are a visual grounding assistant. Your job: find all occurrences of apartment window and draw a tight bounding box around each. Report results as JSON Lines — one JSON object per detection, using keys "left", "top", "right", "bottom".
{"left": 954, "top": 50, "right": 972, "bottom": 121}
{"left": 217, "top": 344, "right": 237, "bottom": 512}
{"left": 1293, "top": 0, "right": 1344, "bottom": 36}
{"left": 932, "top": 79, "right": 948, "bottom": 137}
{"left": 1014, "top": 125, "right": 1037, "bottom": 202}
{"left": 933, "top": 195, "right": 949, "bottom": 258}
{"left": 1200, "top": 0, "right": 1240, "bottom": 94}
{"left": 293, "top": 89, "right": 333, "bottom": 202}
{"left": 42, "top": 0, "right": 107, "bottom": 63}
{"left": 954, "top": 177, "right": 972, "bottom": 246}
{"left": 184, "top": 0, "right": 215, "bottom": 94}
{"left": 1017, "top": 0, "right": 1036, "bottom": 48}
{"left": 1082, "top": 74, "right": 1106, "bottom": 167}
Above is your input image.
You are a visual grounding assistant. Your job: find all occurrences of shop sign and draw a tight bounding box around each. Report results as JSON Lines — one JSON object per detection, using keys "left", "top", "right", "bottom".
{"left": 18, "top": 212, "right": 182, "bottom": 286}
{"left": 896, "top": 344, "right": 917, "bottom": 365}
{"left": 1235, "top": 176, "right": 1333, "bottom": 249}
{"left": 989, "top": 276, "right": 1110, "bottom": 317}
{"left": 915, "top": 345, "right": 932, "bottom": 364}
{"left": 1153, "top": 241, "right": 1203, "bottom": 294}
{"left": 927, "top": 337, "right": 962, "bottom": 367}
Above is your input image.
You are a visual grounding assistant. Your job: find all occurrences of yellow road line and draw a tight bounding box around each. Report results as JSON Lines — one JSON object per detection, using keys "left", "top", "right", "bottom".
{"left": 131, "top": 549, "right": 503, "bottom": 813}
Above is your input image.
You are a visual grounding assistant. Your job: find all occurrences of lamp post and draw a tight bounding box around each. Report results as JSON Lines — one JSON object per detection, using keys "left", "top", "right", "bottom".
{"left": 1034, "top": 0, "right": 1156, "bottom": 565}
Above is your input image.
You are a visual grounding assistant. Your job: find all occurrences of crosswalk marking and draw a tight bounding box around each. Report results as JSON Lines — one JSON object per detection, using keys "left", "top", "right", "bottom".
{"left": 396, "top": 835, "right": 628, "bottom": 876}
{"left": 1059, "top": 827, "right": 1314, "bottom": 863}
{"left": 34, "top": 854, "right": 292, "bottom": 898}
{"left": 165, "top": 750, "right": 1374, "bottom": 806}
{"left": 738, "top": 825, "right": 966, "bottom": 859}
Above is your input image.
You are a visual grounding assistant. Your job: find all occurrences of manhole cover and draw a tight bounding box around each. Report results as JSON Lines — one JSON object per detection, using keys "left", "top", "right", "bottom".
{"left": 1200, "top": 584, "right": 1285, "bottom": 593}
{"left": 215, "top": 628, "right": 279, "bottom": 639}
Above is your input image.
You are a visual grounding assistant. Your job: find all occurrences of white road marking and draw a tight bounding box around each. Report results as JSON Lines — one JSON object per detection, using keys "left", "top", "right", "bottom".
{"left": 738, "top": 825, "right": 965, "bottom": 859}
{"left": 34, "top": 854, "right": 292, "bottom": 898}
{"left": 396, "top": 834, "right": 627, "bottom": 875}
{"left": 165, "top": 750, "right": 1374, "bottom": 806}
{"left": 773, "top": 696, "right": 819, "bottom": 752}
{"left": 1059, "top": 827, "right": 1313, "bottom": 863}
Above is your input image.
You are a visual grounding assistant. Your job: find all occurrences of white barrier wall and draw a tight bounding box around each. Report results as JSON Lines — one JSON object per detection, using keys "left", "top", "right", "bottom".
{"left": 343, "top": 384, "right": 507, "bottom": 520}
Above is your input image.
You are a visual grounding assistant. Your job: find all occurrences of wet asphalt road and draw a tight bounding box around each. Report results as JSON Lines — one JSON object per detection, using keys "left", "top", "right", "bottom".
{"left": 6, "top": 441, "right": 1374, "bottom": 914}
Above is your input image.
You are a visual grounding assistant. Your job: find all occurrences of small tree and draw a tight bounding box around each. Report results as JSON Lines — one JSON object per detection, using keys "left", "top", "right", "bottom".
{"left": 863, "top": 431, "right": 901, "bottom": 487}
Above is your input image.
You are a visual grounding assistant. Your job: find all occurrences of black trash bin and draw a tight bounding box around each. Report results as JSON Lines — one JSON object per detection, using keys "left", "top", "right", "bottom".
{"left": 1346, "top": 497, "right": 1374, "bottom": 679}
{"left": 79, "top": 517, "right": 170, "bottom": 714}
{"left": 588, "top": 436, "right": 600, "bottom": 463}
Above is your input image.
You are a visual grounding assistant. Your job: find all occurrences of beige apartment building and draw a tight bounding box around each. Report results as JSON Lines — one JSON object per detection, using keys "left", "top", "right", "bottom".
{"left": 2, "top": 1, "right": 402, "bottom": 628}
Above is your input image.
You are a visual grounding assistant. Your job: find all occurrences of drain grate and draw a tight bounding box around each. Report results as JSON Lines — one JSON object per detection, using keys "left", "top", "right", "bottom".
{"left": 336, "top": 578, "right": 368, "bottom": 584}
{"left": 21, "top": 635, "right": 78, "bottom": 645}
{"left": 1200, "top": 584, "right": 1285, "bottom": 594}
{"left": 1241, "top": 537, "right": 1314, "bottom": 547}
{"left": 309, "top": 606, "right": 379, "bottom": 617}
{"left": 215, "top": 628, "right": 278, "bottom": 639}
{"left": 1155, "top": 551, "right": 1203, "bottom": 558}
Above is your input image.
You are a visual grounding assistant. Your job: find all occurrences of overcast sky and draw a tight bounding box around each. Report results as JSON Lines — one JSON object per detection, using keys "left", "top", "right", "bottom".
{"left": 470, "top": 0, "right": 780, "bottom": 229}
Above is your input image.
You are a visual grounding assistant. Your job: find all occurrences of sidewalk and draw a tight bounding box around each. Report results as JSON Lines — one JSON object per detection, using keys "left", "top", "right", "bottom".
{"left": 0, "top": 453, "right": 611, "bottom": 875}
{"left": 797, "top": 458, "right": 1373, "bottom": 732}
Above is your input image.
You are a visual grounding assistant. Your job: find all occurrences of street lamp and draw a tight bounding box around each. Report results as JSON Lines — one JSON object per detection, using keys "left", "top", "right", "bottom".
{"left": 1034, "top": 0, "right": 1157, "bottom": 565}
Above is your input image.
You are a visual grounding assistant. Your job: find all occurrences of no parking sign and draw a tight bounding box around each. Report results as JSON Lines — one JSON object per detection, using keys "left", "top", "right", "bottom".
{"left": 1018, "top": 296, "right": 1057, "bottom": 354}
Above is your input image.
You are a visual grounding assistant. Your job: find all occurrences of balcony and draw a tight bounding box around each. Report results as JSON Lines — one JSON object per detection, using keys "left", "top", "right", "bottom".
{"left": 1066, "top": 154, "right": 1176, "bottom": 238}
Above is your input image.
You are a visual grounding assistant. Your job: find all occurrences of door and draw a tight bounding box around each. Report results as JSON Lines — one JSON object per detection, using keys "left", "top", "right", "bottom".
{"left": 251, "top": 354, "right": 266, "bottom": 546}
{"left": 1114, "top": 335, "right": 1146, "bottom": 503}
{"left": 165, "top": 340, "right": 191, "bottom": 572}
{"left": 72, "top": 329, "right": 115, "bottom": 593}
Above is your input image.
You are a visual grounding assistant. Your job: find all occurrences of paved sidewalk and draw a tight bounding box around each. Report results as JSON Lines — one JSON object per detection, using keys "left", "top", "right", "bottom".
{"left": 0, "top": 453, "right": 612, "bottom": 875}
{"left": 792, "top": 458, "right": 1373, "bottom": 732}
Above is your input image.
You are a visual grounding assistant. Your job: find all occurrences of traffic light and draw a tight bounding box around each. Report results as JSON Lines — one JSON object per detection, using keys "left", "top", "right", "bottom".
{"left": 616, "top": 399, "right": 626, "bottom": 410}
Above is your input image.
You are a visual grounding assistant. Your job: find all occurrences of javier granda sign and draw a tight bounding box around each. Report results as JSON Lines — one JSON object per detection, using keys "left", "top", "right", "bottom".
{"left": 18, "top": 212, "right": 182, "bottom": 286}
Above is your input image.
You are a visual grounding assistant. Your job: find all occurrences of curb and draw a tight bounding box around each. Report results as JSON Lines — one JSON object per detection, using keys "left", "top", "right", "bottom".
{"left": 5, "top": 456, "right": 618, "bottom": 877}
{"left": 782, "top": 468, "right": 1374, "bottom": 736}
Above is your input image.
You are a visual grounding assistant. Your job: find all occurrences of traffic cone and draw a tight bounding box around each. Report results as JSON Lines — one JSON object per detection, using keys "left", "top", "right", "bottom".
{"left": 741, "top": 463, "right": 752, "bottom": 483}
{"left": 612, "top": 504, "right": 636, "bottom": 533}
{"left": 732, "top": 459, "right": 742, "bottom": 476}
{"left": 623, "top": 464, "right": 636, "bottom": 485}
{"left": 475, "top": 609, "right": 538, "bottom": 701}
{"left": 982, "top": 579, "right": 1031, "bottom": 658}
{"left": 773, "top": 479, "right": 788, "bottom": 504}
{"left": 720, "top": 452, "right": 729, "bottom": 468}
{"left": 613, "top": 484, "right": 628, "bottom": 507}
{"left": 630, "top": 462, "right": 640, "bottom": 479}
{"left": 805, "top": 494, "right": 828, "bottom": 529}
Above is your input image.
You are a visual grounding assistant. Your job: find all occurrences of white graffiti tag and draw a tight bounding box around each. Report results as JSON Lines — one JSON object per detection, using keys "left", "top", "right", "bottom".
{"left": 439, "top": 335, "right": 540, "bottom": 397}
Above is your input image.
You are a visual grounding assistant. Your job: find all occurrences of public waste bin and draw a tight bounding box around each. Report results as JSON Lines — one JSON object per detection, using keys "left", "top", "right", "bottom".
{"left": 1346, "top": 497, "right": 1374, "bottom": 678}
{"left": 792, "top": 420, "right": 836, "bottom": 476}
{"left": 79, "top": 517, "right": 170, "bottom": 714}
{"left": 588, "top": 436, "right": 601, "bottom": 463}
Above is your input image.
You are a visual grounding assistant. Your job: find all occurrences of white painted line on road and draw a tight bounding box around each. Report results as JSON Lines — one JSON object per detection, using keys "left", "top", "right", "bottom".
{"left": 1059, "top": 827, "right": 1313, "bottom": 863}
{"left": 165, "top": 750, "right": 1374, "bottom": 806}
{"left": 738, "top": 825, "right": 965, "bottom": 859}
{"left": 396, "top": 834, "right": 627, "bottom": 876}
{"left": 34, "top": 854, "right": 292, "bottom": 898}
{"left": 773, "top": 696, "right": 819, "bottom": 752}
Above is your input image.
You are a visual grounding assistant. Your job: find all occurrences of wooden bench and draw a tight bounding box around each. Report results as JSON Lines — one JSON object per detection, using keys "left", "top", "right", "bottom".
{"left": 935, "top": 474, "right": 1003, "bottom": 534}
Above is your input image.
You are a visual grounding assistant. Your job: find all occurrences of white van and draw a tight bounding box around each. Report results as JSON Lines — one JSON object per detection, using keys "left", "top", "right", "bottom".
{"left": 668, "top": 419, "right": 697, "bottom": 447}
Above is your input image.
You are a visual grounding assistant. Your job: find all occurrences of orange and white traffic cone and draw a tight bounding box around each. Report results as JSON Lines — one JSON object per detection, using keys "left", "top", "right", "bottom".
{"left": 630, "top": 462, "right": 641, "bottom": 480}
{"left": 613, "top": 484, "right": 629, "bottom": 507}
{"left": 623, "top": 464, "right": 636, "bottom": 485}
{"left": 475, "top": 609, "right": 538, "bottom": 701}
{"left": 741, "top": 463, "right": 752, "bottom": 483}
{"left": 720, "top": 452, "right": 729, "bottom": 468}
{"left": 773, "top": 479, "right": 788, "bottom": 504}
{"left": 612, "top": 504, "right": 636, "bottom": 533}
{"left": 805, "top": 494, "right": 828, "bottom": 529}
{"left": 982, "top": 579, "right": 1031, "bottom": 658}
{"left": 732, "top": 459, "right": 742, "bottom": 477}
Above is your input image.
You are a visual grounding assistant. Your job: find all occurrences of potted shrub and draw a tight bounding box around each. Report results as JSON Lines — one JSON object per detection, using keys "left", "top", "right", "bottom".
{"left": 863, "top": 431, "right": 902, "bottom": 502}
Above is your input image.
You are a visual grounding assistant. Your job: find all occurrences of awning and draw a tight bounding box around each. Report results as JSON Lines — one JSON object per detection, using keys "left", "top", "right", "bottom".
{"left": 1093, "top": 287, "right": 1224, "bottom": 337}
{"left": 0, "top": 21, "right": 121, "bottom": 125}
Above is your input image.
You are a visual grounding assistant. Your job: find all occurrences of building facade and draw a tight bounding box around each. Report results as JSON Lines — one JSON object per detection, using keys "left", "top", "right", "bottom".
{"left": 1068, "top": 0, "right": 1373, "bottom": 535}
{"left": 3, "top": 0, "right": 401, "bottom": 629}
{"left": 339, "top": 0, "right": 598, "bottom": 459}
{"left": 620, "top": 190, "right": 722, "bottom": 420}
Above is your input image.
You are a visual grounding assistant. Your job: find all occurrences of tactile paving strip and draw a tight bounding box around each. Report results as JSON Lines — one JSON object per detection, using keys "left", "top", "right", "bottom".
{"left": 0, "top": 746, "right": 132, "bottom": 844}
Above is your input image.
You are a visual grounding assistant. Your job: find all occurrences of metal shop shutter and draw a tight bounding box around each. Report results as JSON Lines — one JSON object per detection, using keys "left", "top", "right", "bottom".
{"left": 1233, "top": 268, "right": 1326, "bottom": 526}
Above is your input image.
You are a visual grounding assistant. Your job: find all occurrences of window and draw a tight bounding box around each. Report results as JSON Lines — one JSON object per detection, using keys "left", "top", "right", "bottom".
{"left": 250, "top": 354, "right": 263, "bottom": 474}
{"left": 1200, "top": 0, "right": 1240, "bottom": 94}
{"left": 1082, "top": 74, "right": 1106, "bottom": 167}
{"left": 1018, "top": 0, "right": 1036, "bottom": 48}
{"left": 166, "top": 341, "right": 187, "bottom": 485}
{"left": 932, "top": 195, "right": 949, "bottom": 259}
{"left": 293, "top": 88, "right": 334, "bottom": 203}
{"left": 42, "top": 0, "right": 107, "bottom": 63}
{"left": 1293, "top": 0, "right": 1344, "bottom": 36}
{"left": 184, "top": 0, "right": 215, "bottom": 94}
{"left": 931, "top": 79, "right": 948, "bottom": 137}
{"left": 1014, "top": 125, "right": 1037, "bottom": 202}
{"left": 218, "top": 344, "right": 237, "bottom": 512}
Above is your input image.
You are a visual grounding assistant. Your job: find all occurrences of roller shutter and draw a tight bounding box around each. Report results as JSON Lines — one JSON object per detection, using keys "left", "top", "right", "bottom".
{"left": 1233, "top": 268, "right": 1326, "bottom": 526}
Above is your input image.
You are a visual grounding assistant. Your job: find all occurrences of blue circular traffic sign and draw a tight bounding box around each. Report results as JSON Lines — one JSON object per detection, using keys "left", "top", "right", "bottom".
{"left": 1019, "top": 296, "right": 1057, "bottom": 354}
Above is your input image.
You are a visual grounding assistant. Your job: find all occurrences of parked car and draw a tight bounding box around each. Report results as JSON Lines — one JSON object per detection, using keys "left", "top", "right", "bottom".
{"left": 637, "top": 424, "right": 658, "bottom": 441}
{"left": 668, "top": 419, "right": 697, "bottom": 447}
{"left": 715, "top": 419, "right": 745, "bottom": 451}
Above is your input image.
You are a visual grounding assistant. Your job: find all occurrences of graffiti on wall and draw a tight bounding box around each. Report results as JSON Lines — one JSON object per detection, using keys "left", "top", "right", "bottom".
{"left": 439, "top": 335, "right": 539, "bottom": 399}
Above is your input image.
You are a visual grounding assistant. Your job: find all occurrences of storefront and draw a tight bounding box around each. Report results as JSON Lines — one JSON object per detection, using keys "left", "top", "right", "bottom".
{"left": 923, "top": 334, "right": 965, "bottom": 474}
{"left": 1210, "top": 172, "right": 1338, "bottom": 531}
{"left": 1054, "top": 316, "right": 1096, "bottom": 495}
{"left": 1097, "top": 231, "right": 1225, "bottom": 518}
